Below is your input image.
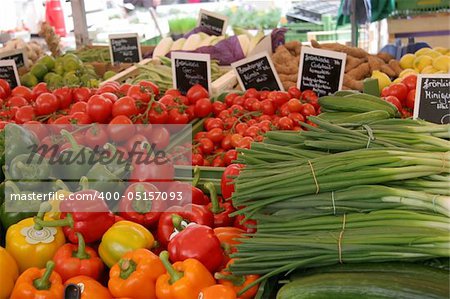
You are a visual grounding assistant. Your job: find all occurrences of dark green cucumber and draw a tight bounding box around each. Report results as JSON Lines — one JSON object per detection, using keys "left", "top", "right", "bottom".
{"left": 277, "top": 272, "right": 449, "bottom": 299}
{"left": 336, "top": 110, "right": 392, "bottom": 124}
{"left": 318, "top": 96, "right": 396, "bottom": 117}
{"left": 317, "top": 112, "right": 359, "bottom": 121}
{"left": 333, "top": 90, "right": 360, "bottom": 97}
{"left": 345, "top": 93, "right": 401, "bottom": 117}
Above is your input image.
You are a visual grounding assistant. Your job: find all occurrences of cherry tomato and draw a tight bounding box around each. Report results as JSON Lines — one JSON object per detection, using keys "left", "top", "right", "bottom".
{"left": 127, "top": 85, "right": 152, "bottom": 103}
{"left": 381, "top": 87, "right": 390, "bottom": 97}
{"left": 244, "top": 88, "right": 260, "bottom": 99}
{"left": 260, "top": 99, "right": 275, "bottom": 115}
{"left": 244, "top": 125, "right": 260, "bottom": 138}
{"left": 229, "top": 104, "right": 245, "bottom": 117}
{"left": 168, "top": 109, "right": 189, "bottom": 124}
{"left": 223, "top": 116, "right": 238, "bottom": 130}
{"left": 289, "top": 112, "right": 305, "bottom": 125}
{"left": 205, "top": 118, "right": 224, "bottom": 131}
{"left": 96, "top": 84, "right": 119, "bottom": 94}
{"left": 138, "top": 80, "right": 160, "bottom": 97}
{"left": 108, "top": 115, "right": 135, "bottom": 142}
{"left": 23, "top": 121, "right": 48, "bottom": 140}
{"left": 87, "top": 94, "right": 113, "bottom": 123}
{"left": 72, "top": 87, "right": 92, "bottom": 102}
{"left": 194, "top": 131, "right": 207, "bottom": 141}
{"left": 221, "top": 134, "right": 233, "bottom": 150}
{"left": 84, "top": 125, "right": 108, "bottom": 148}
{"left": 198, "top": 138, "right": 214, "bottom": 154}
{"left": 268, "top": 91, "right": 289, "bottom": 108}
{"left": 12, "top": 86, "right": 34, "bottom": 101}
{"left": 278, "top": 116, "right": 294, "bottom": 130}
{"left": 244, "top": 97, "right": 258, "bottom": 111}
{"left": 402, "top": 75, "right": 417, "bottom": 91}
{"left": 230, "top": 133, "right": 243, "bottom": 148}
{"left": 70, "top": 112, "right": 92, "bottom": 125}
{"left": 186, "top": 84, "right": 208, "bottom": 104}
{"left": 149, "top": 126, "right": 170, "bottom": 149}
{"left": 300, "top": 103, "right": 316, "bottom": 118}
{"left": 279, "top": 103, "right": 290, "bottom": 116}
{"left": 0, "top": 86, "right": 6, "bottom": 99}
{"left": 192, "top": 153, "right": 204, "bottom": 166}
{"left": 387, "top": 83, "right": 408, "bottom": 103}
{"left": 206, "top": 127, "right": 224, "bottom": 143}
{"left": 53, "top": 87, "right": 73, "bottom": 109}
{"left": 125, "top": 134, "right": 150, "bottom": 154}
{"left": 118, "top": 83, "right": 132, "bottom": 95}
{"left": 232, "top": 95, "right": 245, "bottom": 106}
{"left": 35, "top": 93, "right": 60, "bottom": 115}
{"left": 405, "top": 89, "right": 416, "bottom": 110}
{"left": 101, "top": 92, "right": 118, "bottom": 103}
{"left": 288, "top": 86, "right": 302, "bottom": 99}
{"left": 301, "top": 90, "right": 318, "bottom": 102}
{"left": 384, "top": 95, "right": 402, "bottom": 111}
{"left": 14, "top": 105, "right": 35, "bottom": 124}
{"left": 159, "top": 94, "right": 176, "bottom": 108}
{"left": 259, "top": 90, "right": 270, "bottom": 100}
{"left": 235, "top": 123, "right": 248, "bottom": 135}
{"left": 69, "top": 101, "right": 88, "bottom": 114}
{"left": 223, "top": 149, "right": 237, "bottom": 165}
{"left": 32, "top": 82, "right": 49, "bottom": 97}
{"left": 212, "top": 101, "right": 226, "bottom": 116}
{"left": 218, "top": 110, "right": 231, "bottom": 120}
{"left": 224, "top": 93, "right": 238, "bottom": 107}
{"left": 112, "top": 96, "right": 140, "bottom": 118}
{"left": 194, "top": 98, "right": 212, "bottom": 117}
{"left": 7, "top": 96, "right": 28, "bottom": 107}
{"left": 237, "top": 136, "right": 253, "bottom": 149}
{"left": 165, "top": 88, "right": 182, "bottom": 97}
{"left": 147, "top": 102, "right": 169, "bottom": 124}
{"left": 0, "top": 79, "right": 11, "bottom": 97}
{"left": 212, "top": 156, "right": 225, "bottom": 167}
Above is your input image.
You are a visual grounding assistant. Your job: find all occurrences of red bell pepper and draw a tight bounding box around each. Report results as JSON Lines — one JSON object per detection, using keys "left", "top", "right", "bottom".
{"left": 168, "top": 181, "right": 209, "bottom": 206}
{"left": 157, "top": 204, "right": 214, "bottom": 247}
{"left": 205, "top": 182, "right": 235, "bottom": 227}
{"left": 233, "top": 215, "right": 257, "bottom": 234}
{"left": 168, "top": 223, "right": 224, "bottom": 273}
{"left": 118, "top": 182, "right": 167, "bottom": 228}
{"left": 53, "top": 233, "right": 104, "bottom": 282}
{"left": 221, "top": 164, "right": 243, "bottom": 200}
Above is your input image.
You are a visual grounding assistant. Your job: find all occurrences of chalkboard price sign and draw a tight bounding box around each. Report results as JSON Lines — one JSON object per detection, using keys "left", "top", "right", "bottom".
{"left": 0, "top": 60, "right": 20, "bottom": 88}
{"left": 198, "top": 9, "right": 228, "bottom": 36}
{"left": 171, "top": 52, "right": 211, "bottom": 95}
{"left": 0, "top": 49, "right": 27, "bottom": 68}
{"left": 297, "top": 47, "right": 346, "bottom": 96}
{"left": 232, "top": 52, "right": 283, "bottom": 91}
{"left": 413, "top": 74, "right": 450, "bottom": 124}
{"left": 109, "top": 33, "right": 142, "bottom": 64}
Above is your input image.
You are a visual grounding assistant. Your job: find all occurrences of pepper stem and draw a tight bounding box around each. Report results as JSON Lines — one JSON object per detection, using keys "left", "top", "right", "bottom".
{"left": 5, "top": 180, "right": 21, "bottom": 194}
{"left": 55, "top": 179, "right": 70, "bottom": 192}
{"left": 214, "top": 273, "right": 246, "bottom": 286}
{"left": 79, "top": 176, "right": 89, "bottom": 190}
{"left": 61, "top": 129, "right": 80, "bottom": 151}
{"left": 119, "top": 258, "right": 137, "bottom": 280}
{"left": 73, "top": 232, "right": 90, "bottom": 260}
{"left": 205, "top": 182, "right": 224, "bottom": 214}
{"left": 33, "top": 261, "right": 55, "bottom": 290}
{"left": 33, "top": 202, "right": 53, "bottom": 230}
{"left": 159, "top": 251, "right": 183, "bottom": 284}
{"left": 34, "top": 213, "right": 74, "bottom": 230}
{"left": 171, "top": 214, "right": 185, "bottom": 232}
{"left": 192, "top": 166, "right": 200, "bottom": 187}
{"left": 132, "top": 185, "right": 153, "bottom": 213}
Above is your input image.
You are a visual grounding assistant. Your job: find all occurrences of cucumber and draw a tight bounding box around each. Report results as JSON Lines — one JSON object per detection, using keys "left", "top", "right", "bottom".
{"left": 317, "top": 112, "right": 359, "bottom": 121}
{"left": 318, "top": 95, "right": 396, "bottom": 117}
{"left": 345, "top": 93, "right": 400, "bottom": 117}
{"left": 277, "top": 272, "right": 449, "bottom": 299}
{"left": 336, "top": 110, "right": 391, "bottom": 124}
{"left": 333, "top": 90, "right": 360, "bottom": 97}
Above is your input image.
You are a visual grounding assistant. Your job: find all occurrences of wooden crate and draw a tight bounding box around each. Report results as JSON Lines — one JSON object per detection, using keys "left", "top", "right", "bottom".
{"left": 387, "top": 12, "right": 450, "bottom": 48}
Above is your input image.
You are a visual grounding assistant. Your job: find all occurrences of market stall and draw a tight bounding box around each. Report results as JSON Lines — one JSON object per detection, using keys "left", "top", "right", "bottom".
{"left": 0, "top": 0, "right": 449, "bottom": 298}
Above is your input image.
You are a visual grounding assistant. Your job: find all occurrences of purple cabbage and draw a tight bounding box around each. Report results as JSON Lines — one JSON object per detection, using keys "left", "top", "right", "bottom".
{"left": 271, "top": 27, "right": 287, "bottom": 53}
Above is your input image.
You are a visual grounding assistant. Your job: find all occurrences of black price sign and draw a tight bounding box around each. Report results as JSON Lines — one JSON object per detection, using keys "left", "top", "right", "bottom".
{"left": 297, "top": 47, "right": 346, "bottom": 96}
{"left": 0, "top": 49, "right": 27, "bottom": 68}
{"left": 0, "top": 60, "right": 20, "bottom": 88}
{"left": 109, "top": 33, "right": 141, "bottom": 64}
{"left": 232, "top": 52, "right": 283, "bottom": 91}
{"left": 171, "top": 52, "right": 211, "bottom": 95}
{"left": 413, "top": 74, "right": 450, "bottom": 124}
{"left": 198, "top": 9, "right": 228, "bottom": 36}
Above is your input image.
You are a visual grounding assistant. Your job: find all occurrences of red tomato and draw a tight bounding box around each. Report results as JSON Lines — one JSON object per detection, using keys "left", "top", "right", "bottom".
{"left": 405, "top": 89, "right": 416, "bottom": 110}
{"left": 258, "top": 120, "right": 272, "bottom": 133}
{"left": 12, "top": 86, "right": 34, "bottom": 101}
{"left": 230, "top": 134, "right": 243, "bottom": 148}
{"left": 300, "top": 103, "right": 316, "bottom": 118}
{"left": 223, "top": 149, "right": 237, "bottom": 165}
{"left": 108, "top": 115, "right": 135, "bottom": 142}
{"left": 23, "top": 121, "right": 48, "bottom": 140}
{"left": 243, "top": 97, "right": 258, "bottom": 111}
{"left": 194, "top": 98, "right": 212, "bottom": 117}
{"left": 194, "top": 131, "right": 207, "bottom": 141}
{"left": 301, "top": 90, "right": 318, "bottom": 102}
{"left": 149, "top": 126, "right": 170, "bottom": 149}
{"left": 402, "top": 74, "right": 417, "bottom": 91}
{"left": 235, "top": 123, "right": 248, "bottom": 135}
{"left": 278, "top": 116, "right": 294, "bottom": 130}
{"left": 53, "top": 87, "right": 73, "bottom": 109}
{"left": 14, "top": 106, "right": 35, "bottom": 124}
{"left": 259, "top": 90, "right": 270, "bottom": 100}
{"left": 244, "top": 126, "right": 260, "bottom": 138}
{"left": 268, "top": 91, "right": 289, "bottom": 108}
{"left": 237, "top": 136, "right": 253, "bottom": 149}
{"left": 224, "top": 93, "right": 238, "bottom": 107}
{"left": 112, "top": 96, "right": 140, "bottom": 117}
{"left": 232, "top": 96, "right": 245, "bottom": 107}
{"left": 127, "top": 85, "right": 152, "bottom": 103}
{"left": 72, "top": 87, "right": 92, "bottom": 102}
{"left": 288, "top": 112, "right": 305, "bottom": 125}
{"left": 7, "top": 96, "right": 28, "bottom": 107}
{"left": 70, "top": 112, "right": 92, "bottom": 125}
{"left": 118, "top": 83, "right": 132, "bottom": 95}
{"left": 125, "top": 134, "right": 149, "bottom": 154}
{"left": 244, "top": 88, "right": 260, "bottom": 99}
{"left": 35, "top": 93, "right": 60, "bottom": 115}
{"left": 0, "top": 86, "right": 6, "bottom": 99}
{"left": 87, "top": 94, "right": 113, "bottom": 123}
{"left": 185, "top": 105, "right": 196, "bottom": 121}
{"left": 159, "top": 94, "right": 176, "bottom": 108}
{"left": 165, "top": 88, "right": 182, "bottom": 97}
{"left": 84, "top": 125, "right": 108, "bottom": 148}
{"left": 288, "top": 86, "right": 302, "bottom": 99}
{"left": 138, "top": 80, "right": 160, "bottom": 97}
{"left": 0, "top": 79, "right": 11, "bottom": 97}
{"left": 192, "top": 153, "right": 204, "bottom": 166}
{"left": 260, "top": 99, "right": 275, "bottom": 115}
{"left": 212, "top": 101, "right": 226, "bottom": 116}
{"left": 69, "top": 101, "right": 88, "bottom": 114}
{"left": 223, "top": 116, "right": 238, "bottom": 130}
{"left": 186, "top": 84, "right": 208, "bottom": 104}
{"left": 384, "top": 95, "right": 402, "bottom": 111}
{"left": 387, "top": 83, "right": 408, "bottom": 103}
{"left": 381, "top": 87, "right": 390, "bottom": 97}
{"left": 168, "top": 109, "right": 189, "bottom": 124}
{"left": 96, "top": 84, "right": 119, "bottom": 95}
{"left": 206, "top": 127, "right": 224, "bottom": 143}
{"left": 198, "top": 138, "right": 214, "bottom": 154}
{"left": 279, "top": 103, "right": 290, "bottom": 117}
{"left": 229, "top": 104, "right": 245, "bottom": 117}
{"left": 211, "top": 156, "right": 225, "bottom": 167}
{"left": 102, "top": 92, "right": 118, "bottom": 103}
{"left": 287, "top": 98, "right": 302, "bottom": 113}
{"left": 147, "top": 102, "right": 168, "bottom": 124}
{"left": 205, "top": 118, "right": 224, "bottom": 131}
{"left": 32, "top": 82, "right": 49, "bottom": 97}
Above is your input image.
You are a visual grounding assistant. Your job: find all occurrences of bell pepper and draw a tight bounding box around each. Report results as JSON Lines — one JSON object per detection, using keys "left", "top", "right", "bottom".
{"left": 6, "top": 203, "right": 65, "bottom": 273}
{"left": 108, "top": 248, "right": 165, "bottom": 299}
{"left": 168, "top": 221, "right": 224, "bottom": 273}
{"left": 156, "top": 251, "right": 215, "bottom": 299}
{"left": 65, "top": 275, "right": 112, "bottom": 299}
{"left": 99, "top": 220, "right": 154, "bottom": 268}
{"left": 53, "top": 232, "right": 104, "bottom": 282}
{"left": 0, "top": 181, "right": 40, "bottom": 229}
{"left": 0, "top": 246, "right": 19, "bottom": 299}
{"left": 199, "top": 285, "right": 237, "bottom": 299}
{"left": 214, "top": 227, "right": 246, "bottom": 268}
{"left": 157, "top": 203, "right": 214, "bottom": 247}
{"left": 6, "top": 153, "right": 51, "bottom": 190}
{"left": 215, "top": 259, "right": 260, "bottom": 299}
{"left": 34, "top": 189, "right": 115, "bottom": 244}
{"left": 10, "top": 260, "right": 64, "bottom": 299}
{"left": 233, "top": 215, "right": 257, "bottom": 234}
{"left": 4, "top": 123, "right": 37, "bottom": 161}
{"left": 205, "top": 182, "right": 235, "bottom": 227}
{"left": 221, "top": 164, "right": 243, "bottom": 200}
{"left": 169, "top": 181, "right": 210, "bottom": 206}
{"left": 45, "top": 180, "right": 72, "bottom": 220}
{"left": 118, "top": 182, "right": 166, "bottom": 228}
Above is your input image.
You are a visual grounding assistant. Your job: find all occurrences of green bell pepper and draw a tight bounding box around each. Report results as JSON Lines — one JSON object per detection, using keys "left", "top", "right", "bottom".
{"left": 6, "top": 154, "right": 50, "bottom": 191}
{"left": 3, "top": 123, "right": 38, "bottom": 162}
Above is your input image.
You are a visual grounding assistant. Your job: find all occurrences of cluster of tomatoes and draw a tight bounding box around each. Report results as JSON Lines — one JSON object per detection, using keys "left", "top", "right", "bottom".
{"left": 192, "top": 87, "right": 320, "bottom": 167}
{"left": 381, "top": 74, "right": 417, "bottom": 118}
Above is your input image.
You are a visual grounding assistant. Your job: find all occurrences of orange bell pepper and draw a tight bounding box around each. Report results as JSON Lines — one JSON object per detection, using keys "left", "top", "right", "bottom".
{"left": 199, "top": 285, "right": 237, "bottom": 299}
{"left": 156, "top": 251, "right": 215, "bottom": 299}
{"left": 108, "top": 248, "right": 165, "bottom": 299}
{"left": 214, "top": 227, "right": 246, "bottom": 268}
{"left": 10, "top": 260, "right": 64, "bottom": 299}
{"left": 215, "top": 259, "right": 260, "bottom": 299}
{"left": 0, "top": 246, "right": 19, "bottom": 299}
{"left": 65, "top": 275, "right": 112, "bottom": 299}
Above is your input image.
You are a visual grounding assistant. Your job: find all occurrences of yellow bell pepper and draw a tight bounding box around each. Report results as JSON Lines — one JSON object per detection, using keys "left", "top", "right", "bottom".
{"left": 0, "top": 246, "right": 19, "bottom": 299}
{"left": 45, "top": 180, "right": 72, "bottom": 220}
{"left": 6, "top": 203, "right": 66, "bottom": 273}
{"left": 99, "top": 220, "right": 154, "bottom": 268}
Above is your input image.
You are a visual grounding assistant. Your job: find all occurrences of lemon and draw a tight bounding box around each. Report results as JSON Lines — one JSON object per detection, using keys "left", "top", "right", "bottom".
{"left": 21, "top": 73, "right": 39, "bottom": 87}
{"left": 103, "top": 70, "right": 116, "bottom": 80}
{"left": 37, "top": 55, "right": 56, "bottom": 71}
{"left": 393, "top": 77, "right": 403, "bottom": 83}
{"left": 425, "top": 50, "right": 441, "bottom": 58}
{"left": 30, "top": 63, "right": 48, "bottom": 80}
{"left": 433, "top": 47, "right": 448, "bottom": 55}
{"left": 420, "top": 65, "right": 438, "bottom": 74}
{"left": 399, "top": 68, "right": 418, "bottom": 78}
{"left": 371, "top": 70, "right": 391, "bottom": 93}
{"left": 414, "top": 47, "right": 432, "bottom": 56}
{"left": 413, "top": 55, "right": 433, "bottom": 72}
{"left": 432, "top": 55, "right": 450, "bottom": 72}
{"left": 399, "top": 53, "right": 415, "bottom": 69}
